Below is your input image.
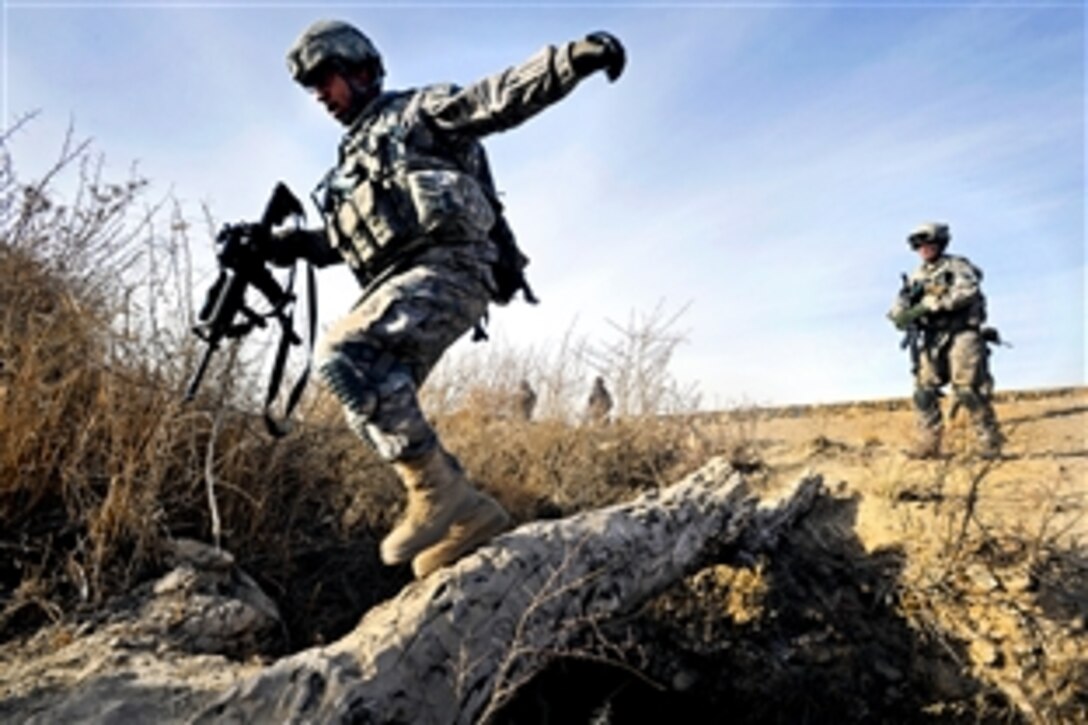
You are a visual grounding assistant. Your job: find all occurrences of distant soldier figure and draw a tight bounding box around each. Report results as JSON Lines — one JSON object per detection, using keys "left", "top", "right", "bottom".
{"left": 272, "top": 20, "right": 627, "bottom": 578}
{"left": 516, "top": 379, "right": 537, "bottom": 422}
{"left": 888, "top": 222, "right": 1003, "bottom": 458}
{"left": 586, "top": 375, "right": 613, "bottom": 424}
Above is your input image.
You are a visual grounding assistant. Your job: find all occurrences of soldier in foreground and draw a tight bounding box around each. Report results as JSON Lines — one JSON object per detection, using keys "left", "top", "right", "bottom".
{"left": 888, "top": 222, "right": 1003, "bottom": 459}
{"left": 271, "top": 21, "right": 626, "bottom": 577}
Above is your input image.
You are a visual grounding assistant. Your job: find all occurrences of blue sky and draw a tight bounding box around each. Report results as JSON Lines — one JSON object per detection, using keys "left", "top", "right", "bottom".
{"left": 3, "top": 1, "right": 1084, "bottom": 407}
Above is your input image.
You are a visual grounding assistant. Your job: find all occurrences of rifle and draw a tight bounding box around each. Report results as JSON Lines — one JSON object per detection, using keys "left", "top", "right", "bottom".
{"left": 896, "top": 273, "right": 926, "bottom": 374}
{"left": 185, "top": 182, "right": 315, "bottom": 435}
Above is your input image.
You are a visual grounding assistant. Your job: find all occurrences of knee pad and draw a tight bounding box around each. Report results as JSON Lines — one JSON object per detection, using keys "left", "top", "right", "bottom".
{"left": 318, "top": 348, "right": 379, "bottom": 420}
{"left": 319, "top": 345, "right": 435, "bottom": 461}
{"left": 912, "top": 387, "right": 940, "bottom": 412}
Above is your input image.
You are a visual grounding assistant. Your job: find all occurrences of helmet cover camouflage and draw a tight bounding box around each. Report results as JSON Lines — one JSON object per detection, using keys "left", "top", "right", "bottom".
{"left": 286, "top": 20, "right": 385, "bottom": 85}
{"left": 908, "top": 222, "right": 950, "bottom": 249}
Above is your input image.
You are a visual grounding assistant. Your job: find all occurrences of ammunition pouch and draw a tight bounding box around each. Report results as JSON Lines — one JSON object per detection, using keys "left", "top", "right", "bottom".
{"left": 405, "top": 168, "right": 495, "bottom": 238}
{"left": 318, "top": 89, "right": 537, "bottom": 306}
{"left": 323, "top": 163, "right": 499, "bottom": 279}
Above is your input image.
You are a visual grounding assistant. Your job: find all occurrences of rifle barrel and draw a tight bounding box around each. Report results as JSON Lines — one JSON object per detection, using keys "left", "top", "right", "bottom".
{"left": 184, "top": 338, "right": 219, "bottom": 401}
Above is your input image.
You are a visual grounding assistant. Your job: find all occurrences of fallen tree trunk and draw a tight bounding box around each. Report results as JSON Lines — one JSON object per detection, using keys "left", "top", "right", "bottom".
{"left": 196, "top": 457, "right": 825, "bottom": 725}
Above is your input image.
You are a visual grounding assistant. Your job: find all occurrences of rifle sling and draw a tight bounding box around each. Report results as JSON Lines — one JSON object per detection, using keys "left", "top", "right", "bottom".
{"left": 264, "top": 261, "right": 318, "bottom": 437}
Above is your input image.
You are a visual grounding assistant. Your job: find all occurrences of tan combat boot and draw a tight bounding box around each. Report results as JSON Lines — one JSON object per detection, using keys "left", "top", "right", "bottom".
{"left": 411, "top": 489, "right": 510, "bottom": 579}
{"left": 381, "top": 447, "right": 474, "bottom": 565}
{"left": 411, "top": 485, "right": 509, "bottom": 574}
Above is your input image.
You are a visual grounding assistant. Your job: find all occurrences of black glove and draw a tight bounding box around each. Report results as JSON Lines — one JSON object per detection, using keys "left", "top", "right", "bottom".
{"left": 571, "top": 31, "right": 626, "bottom": 82}
{"left": 265, "top": 227, "right": 303, "bottom": 268}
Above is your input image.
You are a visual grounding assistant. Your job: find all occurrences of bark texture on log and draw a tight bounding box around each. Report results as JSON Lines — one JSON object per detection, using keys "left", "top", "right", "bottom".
{"left": 196, "top": 457, "right": 825, "bottom": 725}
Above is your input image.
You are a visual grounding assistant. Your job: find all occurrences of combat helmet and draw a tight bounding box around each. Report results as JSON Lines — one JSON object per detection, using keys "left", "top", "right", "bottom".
{"left": 907, "top": 222, "right": 950, "bottom": 249}
{"left": 286, "top": 20, "right": 385, "bottom": 86}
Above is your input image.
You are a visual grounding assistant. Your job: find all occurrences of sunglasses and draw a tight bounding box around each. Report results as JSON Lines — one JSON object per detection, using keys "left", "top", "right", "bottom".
{"left": 909, "top": 234, "right": 940, "bottom": 249}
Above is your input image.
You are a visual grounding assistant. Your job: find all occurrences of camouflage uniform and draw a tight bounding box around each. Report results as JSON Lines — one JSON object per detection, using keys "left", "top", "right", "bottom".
{"left": 280, "top": 20, "right": 625, "bottom": 577}
{"left": 298, "top": 43, "right": 586, "bottom": 461}
{"left": 889, "top": 242, "right": 1002, "bottom": 456}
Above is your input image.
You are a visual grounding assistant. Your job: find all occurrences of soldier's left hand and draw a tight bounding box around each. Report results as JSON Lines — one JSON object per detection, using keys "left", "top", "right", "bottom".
{"left": 572, "top": 31, "right": 626, "bottom": 82}
{"left": 890, "top": 303, "right": 928, "bottom": 330}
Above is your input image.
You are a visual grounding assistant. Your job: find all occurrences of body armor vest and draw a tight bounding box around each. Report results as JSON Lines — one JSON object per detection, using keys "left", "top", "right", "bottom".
{"left": 313, "top": 90, "right": 498, "bottom": 285}
{"left": 911, "top": 254, "right": 987, "bottom": 332}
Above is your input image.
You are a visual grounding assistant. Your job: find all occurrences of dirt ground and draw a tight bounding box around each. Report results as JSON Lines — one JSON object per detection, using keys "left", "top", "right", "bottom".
{"left": 746, "top": 386, "right": 1086, "bottom": 564}
{"left": 757, "top": 387, "right": 1085, "bottom": 719}
{"left": 641, "top": 387, "right": 1085, "bottom": 723}
{"left": 498, "top": 387, "right": 1086, "bottom": 723}
{"left": 2, "top": 387, "right": 1084, "bottom": 723}
{"left": 750, "top": 387, "right": 1087, "bottom": 591}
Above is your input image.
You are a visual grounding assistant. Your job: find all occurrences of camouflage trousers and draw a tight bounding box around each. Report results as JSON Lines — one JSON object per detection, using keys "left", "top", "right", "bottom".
{"left": 913, "top": 328, "right": 999, "bottom": 442}
{"left": 314, "top": 241, "right": 495, "bottom": 462}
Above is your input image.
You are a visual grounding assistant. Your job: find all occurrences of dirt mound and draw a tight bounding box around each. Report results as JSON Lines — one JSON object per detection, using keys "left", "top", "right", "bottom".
{"left": 495, "top": 388, "right": 1088, "bottom": 722}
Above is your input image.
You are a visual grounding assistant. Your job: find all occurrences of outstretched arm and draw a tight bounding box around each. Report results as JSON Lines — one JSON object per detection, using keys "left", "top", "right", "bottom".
{"left": 422, "top": 32, "right": 626, "bottom": 138}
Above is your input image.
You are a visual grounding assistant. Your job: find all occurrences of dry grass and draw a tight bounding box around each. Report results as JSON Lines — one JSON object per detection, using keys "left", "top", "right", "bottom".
{"left": 0, "top": 124, "right": 398, "bottom": 646}
{"left": 0, "top": 125, "right": 711, "bottom": 650}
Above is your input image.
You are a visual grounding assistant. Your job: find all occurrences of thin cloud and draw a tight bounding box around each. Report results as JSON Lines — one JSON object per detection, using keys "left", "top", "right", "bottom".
{"left": 5, "top": 5, "right": 1083, "bottom": 407}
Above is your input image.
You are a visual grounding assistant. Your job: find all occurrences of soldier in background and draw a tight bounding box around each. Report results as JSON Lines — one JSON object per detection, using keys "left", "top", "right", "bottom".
{"left": 888, "top": 222, "right": 1003, "bottom": 459}
{"left": 516, "top": 379, "right": 537, "bottom": 422}
{"left": 271, "top": 20, "right": 626, "bottom": 577}
{"left": 586, "top": 375, "right": 613, "bottom": 424}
